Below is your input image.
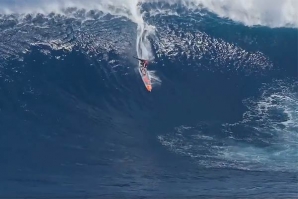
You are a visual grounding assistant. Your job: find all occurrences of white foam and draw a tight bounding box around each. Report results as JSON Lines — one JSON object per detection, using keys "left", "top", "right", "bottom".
{"left": 136, "top": 22, "right": 156, "bottom": 61}
{"left": 143, "top": 0, "right": 298, "bottom": 28}
{"left": 222, "top": 80, "right": 298, "bottom": 171}
{"left": 0, "top": 0, "right": 142, "bottom": 23}
{"left": 1, "top": 0, "right": 297, "bottom": 28}
{"left": 148, "top": 70, "right": 162, "bottom": 86}
{"left": 187, "top": 0, "right": 298, "bottom": 27}
{"left": 158, "top": 80, "right": 298, "bottom": 171}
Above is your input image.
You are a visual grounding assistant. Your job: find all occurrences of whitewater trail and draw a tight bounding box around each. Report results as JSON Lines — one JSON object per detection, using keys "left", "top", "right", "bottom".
{"left": 134, "top": 3, "right": 161, "bottom": 87}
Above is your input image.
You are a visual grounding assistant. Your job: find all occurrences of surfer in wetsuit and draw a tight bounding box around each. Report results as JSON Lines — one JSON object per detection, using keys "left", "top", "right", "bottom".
{"left": 133, "top": 56, "right": 149, "bottom": 69}
{"left": 141, "top": 60, "right": 149, "bottom": 68}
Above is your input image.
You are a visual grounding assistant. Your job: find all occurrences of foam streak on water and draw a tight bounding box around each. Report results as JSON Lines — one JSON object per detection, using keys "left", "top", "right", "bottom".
{"left": 158, "top": 79, "right": 298, "bottom": 172}
{"left": 224, "top": 79, "right": 298, "bottom": 171}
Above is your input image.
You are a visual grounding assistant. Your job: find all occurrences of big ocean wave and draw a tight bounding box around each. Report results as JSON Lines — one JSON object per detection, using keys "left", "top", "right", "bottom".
{"left": 0, "top": 0, "right": 297, "bottom": 198}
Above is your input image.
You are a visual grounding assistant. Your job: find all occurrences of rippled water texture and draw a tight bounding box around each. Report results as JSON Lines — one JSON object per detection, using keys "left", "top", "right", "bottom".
{"left": 0, "top": 0, "right": 297, "bottom": 198}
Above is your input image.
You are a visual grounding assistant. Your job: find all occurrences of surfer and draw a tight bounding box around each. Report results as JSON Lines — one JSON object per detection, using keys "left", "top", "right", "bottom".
{"left": 133, "top": 56, "right": 148, "bottom": 69}
{"left": 140, "top": 59, "right": 149, "bottom": 69}
{"left": 134, "top": 57, "right": 149, "bottom": 69}
{"left": 133, "top": 56, "right": 152, "bottom": 92}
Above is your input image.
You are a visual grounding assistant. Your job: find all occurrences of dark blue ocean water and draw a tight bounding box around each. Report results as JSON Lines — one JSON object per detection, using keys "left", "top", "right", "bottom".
{"left": 0, "top": 3, "right": 297, "bottom": 198}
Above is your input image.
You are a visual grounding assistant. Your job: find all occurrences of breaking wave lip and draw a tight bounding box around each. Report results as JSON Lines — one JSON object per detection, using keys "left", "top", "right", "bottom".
{"left": 0, "top": 0, "right": 143, "bottom": 24}
{"left": 1, "top": 0, "right": 298, "bottom": 28}
{"left": 141, "top": 0, "right": 298, "bottom": 28}
{"left": 158, "top": 79, "right": 298, "bottom": 172}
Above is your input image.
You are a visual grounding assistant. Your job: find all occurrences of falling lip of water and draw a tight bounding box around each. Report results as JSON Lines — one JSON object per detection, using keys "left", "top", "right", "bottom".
{"left": 1, "top": 0, "right": 298, "bottom": 28}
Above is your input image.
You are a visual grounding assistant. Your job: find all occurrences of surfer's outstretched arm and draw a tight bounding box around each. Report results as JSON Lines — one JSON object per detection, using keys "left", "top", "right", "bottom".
{"left": 133, "top": 56, "right": 146, "bottom": 62}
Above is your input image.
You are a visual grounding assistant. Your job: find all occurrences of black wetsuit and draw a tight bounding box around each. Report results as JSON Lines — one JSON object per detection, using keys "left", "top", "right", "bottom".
{"left": 134, "top": 56, "right": 148, "bottom": 68}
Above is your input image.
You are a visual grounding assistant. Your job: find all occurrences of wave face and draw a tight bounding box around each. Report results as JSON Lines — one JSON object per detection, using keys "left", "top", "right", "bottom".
{"left": 0, "top": 0, "right": 297, "bottom": 198}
